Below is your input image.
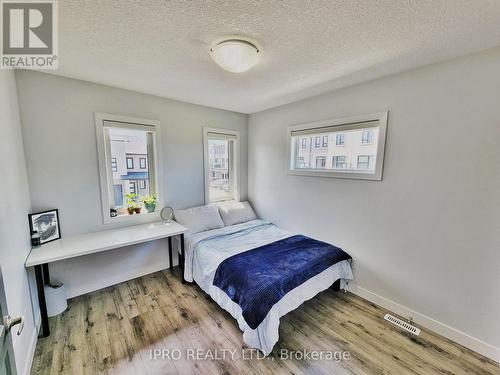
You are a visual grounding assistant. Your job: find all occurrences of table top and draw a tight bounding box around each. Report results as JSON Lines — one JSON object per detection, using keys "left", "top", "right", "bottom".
{"left": 25, "top": 220, "right": 187, "bottom": 267}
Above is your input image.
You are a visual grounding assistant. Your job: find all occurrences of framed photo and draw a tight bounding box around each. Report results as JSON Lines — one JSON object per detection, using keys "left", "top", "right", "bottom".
{"left": 28, "top": 209, "right": 61, "bottom": 245}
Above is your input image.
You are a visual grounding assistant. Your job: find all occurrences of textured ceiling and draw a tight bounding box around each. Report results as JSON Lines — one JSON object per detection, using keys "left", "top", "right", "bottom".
{"left": 52, "top": 0, "right": 500, "bottom": 113}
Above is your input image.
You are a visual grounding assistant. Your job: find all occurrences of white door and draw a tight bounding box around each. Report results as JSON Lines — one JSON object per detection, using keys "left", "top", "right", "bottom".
{"left": 0, "top": 267, "right": 17, "bottom": 375}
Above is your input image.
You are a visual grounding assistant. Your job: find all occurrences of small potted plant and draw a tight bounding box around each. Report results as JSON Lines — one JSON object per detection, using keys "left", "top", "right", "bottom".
{"left": 141, "top": 195, "right": 157, "bottom": 213}
{"left": 126, "top": 193, "right": 138, "bottom": 215}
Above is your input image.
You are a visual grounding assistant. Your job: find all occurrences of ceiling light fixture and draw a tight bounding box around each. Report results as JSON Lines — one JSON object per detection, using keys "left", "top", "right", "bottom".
{"left": 210, "top": 39, "right": 260, "bottom": 73}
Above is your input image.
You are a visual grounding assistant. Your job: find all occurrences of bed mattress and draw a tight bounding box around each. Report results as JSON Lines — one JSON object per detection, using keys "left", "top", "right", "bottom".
{"left": 184, "top": 219, "right": 354, "bottom": 355}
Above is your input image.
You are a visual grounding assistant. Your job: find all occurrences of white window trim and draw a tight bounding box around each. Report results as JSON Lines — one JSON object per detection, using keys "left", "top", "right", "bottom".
{"left": 95, "top": 113, "right": 164, "bottom": 225}
{"left": 203, "top": 127, "right": 240, "bottom": 204}
{"left": 286, "top": 111, "right": 388, "bottom": 181}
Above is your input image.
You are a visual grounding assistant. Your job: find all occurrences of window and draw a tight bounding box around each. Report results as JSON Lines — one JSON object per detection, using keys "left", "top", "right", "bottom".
{"left": 322, "top": 136, "right": 328, "bottom": 147}
{"left": 362, "top": 129, "right": 374, "bottom": 144}
{"left": 95, "top": 113, "right": 162, "bottom": 223}
{"left": 204, "top": 128, "right": 240, "bottom": 203}
{"left": 333, "top": 156, "right": 346, "bottom": 169}
{"left": 316, "top": 156, "right": 326, "bottom": 168}
{"left": 357, "top": 155, "right": 372, "bottom": 169}
{"left": 301, "top": 138, "right": 307, "bottom": 149}
{"left": 287, "top": 112, "right": 388, "bottom": 180}
{"left": 315, "top": 137, "right": 320, "bottom": 147}
{"left": 111, "top": 157, "right": 118, "bottom": 172}
{"left": 336, "top": 133, "right": 345, "bottom": 146}
{"left": 129, "top": 181, "right": 136, "bottom": 194}
{"left": 126, "top": 157, "right": 134, "bottom": 169}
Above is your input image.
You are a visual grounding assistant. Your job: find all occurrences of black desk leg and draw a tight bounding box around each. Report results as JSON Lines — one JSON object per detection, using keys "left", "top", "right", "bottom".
{"left": 180, "top": 233, "right": 186, "bottom": 284}
{"left": 34, "top": 264, "right": 50, "bottom": 337}
{"left": 168, "top": 236, "right": 173, "bottom": 269}
{"left": 42, "top": 263, "right": 50, "bottom": 286}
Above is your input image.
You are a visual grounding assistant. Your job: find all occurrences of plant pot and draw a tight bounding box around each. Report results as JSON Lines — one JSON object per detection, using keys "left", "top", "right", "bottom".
{"left": 145, "top": 203, "right": 156, "bottom": 213}
{"left": 134, "top": 207, "right": 142, "bottom": 214}
{"left": 127, "top": 207, "right": 135, "bottom": 215}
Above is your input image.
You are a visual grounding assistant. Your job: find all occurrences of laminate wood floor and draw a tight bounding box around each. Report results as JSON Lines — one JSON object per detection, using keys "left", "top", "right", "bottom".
{"left": 31, "top": 268, "right": 499, "bottom": 375}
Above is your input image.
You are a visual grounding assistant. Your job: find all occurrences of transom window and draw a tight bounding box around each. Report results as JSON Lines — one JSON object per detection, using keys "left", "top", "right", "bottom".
{"left": 95, "top": 113, "right": 162, "bottom": 223}
{"left": 204, "top": 128, "right": 240, "bottom": 203}
{"left": 287, "top": 112, "right": 388, "bottom": 180}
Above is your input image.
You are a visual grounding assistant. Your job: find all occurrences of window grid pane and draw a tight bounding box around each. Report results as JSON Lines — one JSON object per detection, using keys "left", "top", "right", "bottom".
{"left": 107, "top": 126, "right": 154, "bottom": 218}
{"left": 208, "top": 138, "right": 231, "bottom": 202}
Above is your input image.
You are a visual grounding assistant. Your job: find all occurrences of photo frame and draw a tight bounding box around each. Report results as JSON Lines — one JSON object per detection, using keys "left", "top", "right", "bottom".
{"left": 28, "top": 209, "right": 61, "bottom": 245}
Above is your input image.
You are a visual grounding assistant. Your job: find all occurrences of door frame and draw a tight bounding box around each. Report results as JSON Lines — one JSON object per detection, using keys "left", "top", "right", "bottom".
{"left": 0, "top": 266, "right": 17, "bottom": 375}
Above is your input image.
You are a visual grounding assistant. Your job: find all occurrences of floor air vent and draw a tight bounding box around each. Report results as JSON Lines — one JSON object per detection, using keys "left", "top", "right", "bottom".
{"left": 384, "top": 314, "right": 421, "bottom": 336}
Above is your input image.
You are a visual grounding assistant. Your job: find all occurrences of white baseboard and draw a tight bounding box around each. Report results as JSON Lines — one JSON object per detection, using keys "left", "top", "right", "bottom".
{"left": 347, "top": 283, "right": 500, "bottom": 363}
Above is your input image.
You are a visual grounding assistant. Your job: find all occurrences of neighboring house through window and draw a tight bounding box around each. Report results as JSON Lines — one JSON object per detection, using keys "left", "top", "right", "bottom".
{"left": 95, "top": 113, "right": 161, "bottom": 223}
{"left": 288, "top": 112, "right": 387, "bottom": 180}
{"left": 204, "top": 128, "right": 240, "bottom": 203}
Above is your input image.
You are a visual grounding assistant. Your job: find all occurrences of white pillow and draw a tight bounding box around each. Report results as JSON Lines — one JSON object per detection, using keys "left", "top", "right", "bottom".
{"left": 174, "top": 204, "right": 225, "bottom": 235}
{"left": 216, "top": 200, "right": 257, "bottom": 226}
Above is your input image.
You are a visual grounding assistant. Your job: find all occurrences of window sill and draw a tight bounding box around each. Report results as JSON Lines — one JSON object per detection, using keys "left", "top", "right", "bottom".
{"left": 103, "top": 210, "right": 160, "bottom": 225}
{"left": 288, "top": 169, "right": 382, "bottom": 181}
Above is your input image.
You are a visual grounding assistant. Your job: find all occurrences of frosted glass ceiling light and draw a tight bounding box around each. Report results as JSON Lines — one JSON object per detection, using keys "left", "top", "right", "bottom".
{"left": 210, "top": 39, "right": 260, "bottom": 73}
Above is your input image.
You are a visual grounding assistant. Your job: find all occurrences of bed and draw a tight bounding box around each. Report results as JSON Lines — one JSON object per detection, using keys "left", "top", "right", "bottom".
{"left": 176, "top": 202, "right": 353, "bottom": 355}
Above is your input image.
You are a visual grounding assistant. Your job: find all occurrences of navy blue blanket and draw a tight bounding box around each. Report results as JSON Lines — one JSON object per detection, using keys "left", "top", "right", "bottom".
{"left": 213, "top": 235, "right": 351, "bottom": 329}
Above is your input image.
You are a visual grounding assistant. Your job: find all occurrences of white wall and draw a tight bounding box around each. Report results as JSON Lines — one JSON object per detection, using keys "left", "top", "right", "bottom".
{"left": 248, "top": 47, "right": 500, "bottom": 361}
{"left": 0, "top": 71, "right": 39, "bottom": 375}
{"left": 15, "top": 70, "right": 247, "bottom": 298}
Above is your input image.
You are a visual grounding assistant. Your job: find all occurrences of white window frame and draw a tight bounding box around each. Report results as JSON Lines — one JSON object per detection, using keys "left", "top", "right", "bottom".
{"left": 203, "top": 127, "right": 240, "bottom": 204}
{"left": 287, "top": 112, "right": 388, "bottom": 181}
{"left": 95, "top": 113, "right": 164, "bottom": 224}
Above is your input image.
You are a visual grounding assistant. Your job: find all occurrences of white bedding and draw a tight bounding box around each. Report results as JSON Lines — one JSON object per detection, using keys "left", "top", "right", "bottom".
{"left": 184, "top": 219, "right": 354, "bottom": 355}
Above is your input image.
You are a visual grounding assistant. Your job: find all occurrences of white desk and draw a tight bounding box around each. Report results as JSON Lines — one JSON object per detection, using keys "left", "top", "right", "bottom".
{"left": 25, "top": 220, "right": 187, "bottom": 337}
